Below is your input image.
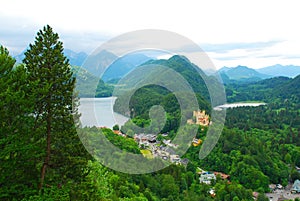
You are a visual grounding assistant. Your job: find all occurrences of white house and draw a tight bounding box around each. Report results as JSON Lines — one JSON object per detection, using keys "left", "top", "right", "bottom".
{"left": 199, "top": 172, "right": 216, "bottom": 185}
{"left": 291, "top": 179, "right": 300, "bottom": 194}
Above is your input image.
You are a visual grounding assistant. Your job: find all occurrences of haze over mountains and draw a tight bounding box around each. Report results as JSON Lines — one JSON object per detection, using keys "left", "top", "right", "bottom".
{"left": 14, "top": 49, "right": 300, "bottom": 83}
{"left": 256, "top": 64, "right": 300, "bottom": 78}
{"left": 218, "top": 64, "right": 300, "bottom": 84}
{"left": 15, "top": 49, "right": 89, "bottom": 67}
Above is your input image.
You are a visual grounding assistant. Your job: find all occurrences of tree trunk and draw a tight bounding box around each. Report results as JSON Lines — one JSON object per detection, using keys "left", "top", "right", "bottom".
{"left": 39, "top": 113, "right": 52, "bottom": 190}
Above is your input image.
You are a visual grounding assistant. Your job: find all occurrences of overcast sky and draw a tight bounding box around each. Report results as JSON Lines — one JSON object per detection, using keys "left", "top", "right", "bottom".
{"left": 1, "top": 0, "right": 300, "bottom": 69}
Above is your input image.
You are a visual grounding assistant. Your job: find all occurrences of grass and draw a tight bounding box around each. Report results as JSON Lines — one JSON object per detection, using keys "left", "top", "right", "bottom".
{"left": 140, "top": 149, "right": 153, "bottom": 159}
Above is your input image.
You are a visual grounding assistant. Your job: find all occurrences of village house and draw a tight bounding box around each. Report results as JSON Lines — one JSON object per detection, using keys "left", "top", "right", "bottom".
{"left": 269, "top": 184, "right": 277, "bottom": 192}
{"left": 291, "top": 179, "right": 300, "bottom": 194}
{"left": 170, "top": 154, "right": 181, "bottom": 164}
{"left": 163, "top": 139, "right": 178, "bottom": 148}
{"left": 134, "top": 134, "right": 157, "bottom": 146}
{"left": 199, "top": 171, "right": 216, "bottom": 185}
{"left": 134, "top": 133, "right": 188, "bottom": 165}
{"left": 208, "top": 188, "right": 216, "bottom": 197}
{"left": 113, "top": 130, "right": 127, "bottom": 137}
{"left": 252, "top": 192, "right": 259, "bottom": 200}
{"left": 192, "top": 138, "right": 202, "bottom": 146}
{"left": 213, "top": 172, "right": 230, "bottom": 181}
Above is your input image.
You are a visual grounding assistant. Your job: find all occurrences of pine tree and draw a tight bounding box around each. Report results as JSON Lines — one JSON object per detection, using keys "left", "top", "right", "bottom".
{"left": 23, "top": 25, "right": 89, "bottom": 191}
{"left": 0, "top": 46, "right": 38, "bottom": 199}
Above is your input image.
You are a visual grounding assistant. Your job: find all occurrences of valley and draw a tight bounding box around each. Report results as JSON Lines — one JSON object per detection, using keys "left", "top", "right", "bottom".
{"left": 1, "top": 30, "right": 300, "bottom": 200}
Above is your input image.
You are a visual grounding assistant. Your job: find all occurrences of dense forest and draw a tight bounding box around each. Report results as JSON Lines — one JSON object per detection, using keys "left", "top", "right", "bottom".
{"left": 1, "top": 25, "right": 300, "bottom": 201}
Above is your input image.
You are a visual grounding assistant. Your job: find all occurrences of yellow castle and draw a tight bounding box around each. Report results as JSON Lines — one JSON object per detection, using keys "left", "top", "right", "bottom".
{"left": 187, "top": 110, "right": 210, "bottom": 126}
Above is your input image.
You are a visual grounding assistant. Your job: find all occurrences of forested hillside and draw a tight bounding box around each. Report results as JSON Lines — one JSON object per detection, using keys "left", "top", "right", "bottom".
{"left": 226, "top": 75, "right": 300, "bottom": 104}
{"left": 1, "top": 25, "right": 300, "bottom": 201}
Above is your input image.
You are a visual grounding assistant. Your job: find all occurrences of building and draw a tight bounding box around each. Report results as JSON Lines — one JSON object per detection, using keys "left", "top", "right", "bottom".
{"left": 214, "top": 172, "right": 230, "bottom": 181}
{"left": 291, "top": 179, "right": 300, "bottom": 194}
{"left": 187, "top": 110, "right": 210, "bottom": 126}
{"left": 192, "top": 138, "right": 202, "bottom": 146}
{"left": 134, "top": 134, "right": 157, "bottom": 145}
{"left": 163, "top": 139, "right": 178, "bottom": 148}
{"left": 269, "top": 184, "right": 277, "bottom": 192}
{"left": 170, "top": 155, "right": 181, "bottom": 164}
{"left": 252, "top": 192, "right": 259, "bottom": 200}
{"left": 199, "top": 172, "right": 216, "bottom": 185}
{"left": 209, "top": 188, "right": 216, "bottom": 197}
{"left": 113, "top": 130, "right": 126, "bottom": 137}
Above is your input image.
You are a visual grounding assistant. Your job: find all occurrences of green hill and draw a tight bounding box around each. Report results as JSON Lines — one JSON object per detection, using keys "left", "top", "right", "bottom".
{"left": 226, "top": 75, "right": 299, "bottom": 104}
{"left": 113, "top": 55, "right": 213, "bottom": 133}
{"left": 72, "top": 66, "right": 114, "bottom": 97}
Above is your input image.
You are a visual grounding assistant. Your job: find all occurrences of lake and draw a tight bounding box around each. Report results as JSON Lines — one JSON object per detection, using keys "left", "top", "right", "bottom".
{"left": 78, "top": 97, "right": 129, "bottom": 128}
{"left": 214, "top": 102, "right": 266, "bottom": 110}
{"left": 79, "top": 98, "right": 266, "bottom": 128}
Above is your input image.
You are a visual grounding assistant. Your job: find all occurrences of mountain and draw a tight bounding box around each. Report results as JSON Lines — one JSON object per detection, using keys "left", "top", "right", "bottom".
{"left": 113, "top": 55, "right": 213, "bottom": 129}
{"left": 225, "top": 75, "right": 300, "bottom": 104}
{"left": 14, "top": 48, "right": 88, "bottom": 67}
{"left": 14, "top": 50, "right": 26, "bottom": 64}
{"left": 142, "top": 55, "right": 210, "bottom": 100}
{"left": 72, "top": 66, "right": 99, "bottom": 97}
{"left": 256, "top": 64, "right": 300, "bottom": 78}
{"left": 218, "top": 67, "right": 231, "bottom": 73}
{"left": 219, "top": 64, "right": 300, "bottom": 84}
{"left": 63, "top": 49, "right": 88, "bottom": 66}
{"left": 113, "top": 55, "right": 222, "bottom": 114}
{"left": 219, "top": 65, "right": 271, "bottom": 83}
{"left": 71, "top": 66, "right": 114, "bottom": 98}
{"left": 81, "top": 50, "right": 118, "bottom": 78}
{"left": 81, "top": 50, "right": 153, "bottom": 82}
{"left": 274, "top": 74, "right": 300, "bottom": 101}
{"left": 101, "top": 53, "right": 153, "bottom": 82}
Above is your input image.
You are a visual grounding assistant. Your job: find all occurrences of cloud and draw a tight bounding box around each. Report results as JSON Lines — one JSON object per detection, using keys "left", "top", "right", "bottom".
{"left": 281, "top": 55, "right": 300, "bottom": 59}
{"left": 256, "top": 54, "right": 284, "bottom": 59}
{"left": 0, "top": 15, "right": 40, "bottom": 55}
{"left": 59, "top": 31, "right": 111, "bottom": 54}
{"left": 0, "top": 14, "right": 112, "bottom": 55}
{"left": 200, "top": 40, "right": 283, "bottom": 54}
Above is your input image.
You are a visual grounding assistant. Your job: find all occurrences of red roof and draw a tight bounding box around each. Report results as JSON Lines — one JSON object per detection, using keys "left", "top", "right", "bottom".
{"left": 214, "top": 172, "right": 230, "bottom": 180}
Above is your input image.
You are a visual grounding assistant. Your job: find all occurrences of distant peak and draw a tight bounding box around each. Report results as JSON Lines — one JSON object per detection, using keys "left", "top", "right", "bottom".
{"left": 169, "top": 54, "right": 189, "bottom": 61}
{"left": 236, "top": 65, "right": 250, "bottom": 69}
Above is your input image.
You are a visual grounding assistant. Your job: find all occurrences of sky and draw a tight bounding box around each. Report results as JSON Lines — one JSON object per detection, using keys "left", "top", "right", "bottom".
{"left": 1, "top": 0, "right": 300, "bottom": 69}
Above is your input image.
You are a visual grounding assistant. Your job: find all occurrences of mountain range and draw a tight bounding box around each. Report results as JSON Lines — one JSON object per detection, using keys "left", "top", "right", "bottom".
{"left": 100, "top": 53, "right": 153, "bottom": 82}
{"left": 218, "top": 64, "right": 300, "bottom": 84}
{"left": 15, "top": 49, "right": 153, "bottom": 82}
{"left": 14, "top": 49, "right": 88, "bottom": 67}
{"left": 14, "top": 49, "right": 300, "bottom": 84}
{"left": 60, "top": 51, "right": 300, "bottom": 83}
{"left": 256, "top": 64, "right": 300, "bottom": 78}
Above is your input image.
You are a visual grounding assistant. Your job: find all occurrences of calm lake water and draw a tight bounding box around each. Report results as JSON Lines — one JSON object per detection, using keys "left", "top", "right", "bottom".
{"left": 79, "top": 98, "right": 265, "bottom": 128}
{"left": 214, "top": 102, "right": 266, "bottom": 110}
{"left": 78, "top": 97, "right": 129, "bottom": 128}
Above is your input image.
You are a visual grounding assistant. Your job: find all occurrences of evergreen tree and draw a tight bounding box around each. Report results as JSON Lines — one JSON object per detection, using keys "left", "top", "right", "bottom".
{"left": 23, "top": 25, "right": 89, "bottom": 191}
{"left": 257, "top": 193, "right": 269, "bottom": 201}
{"left": 0, "top": 46, "right": 37, "bottom": 199}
